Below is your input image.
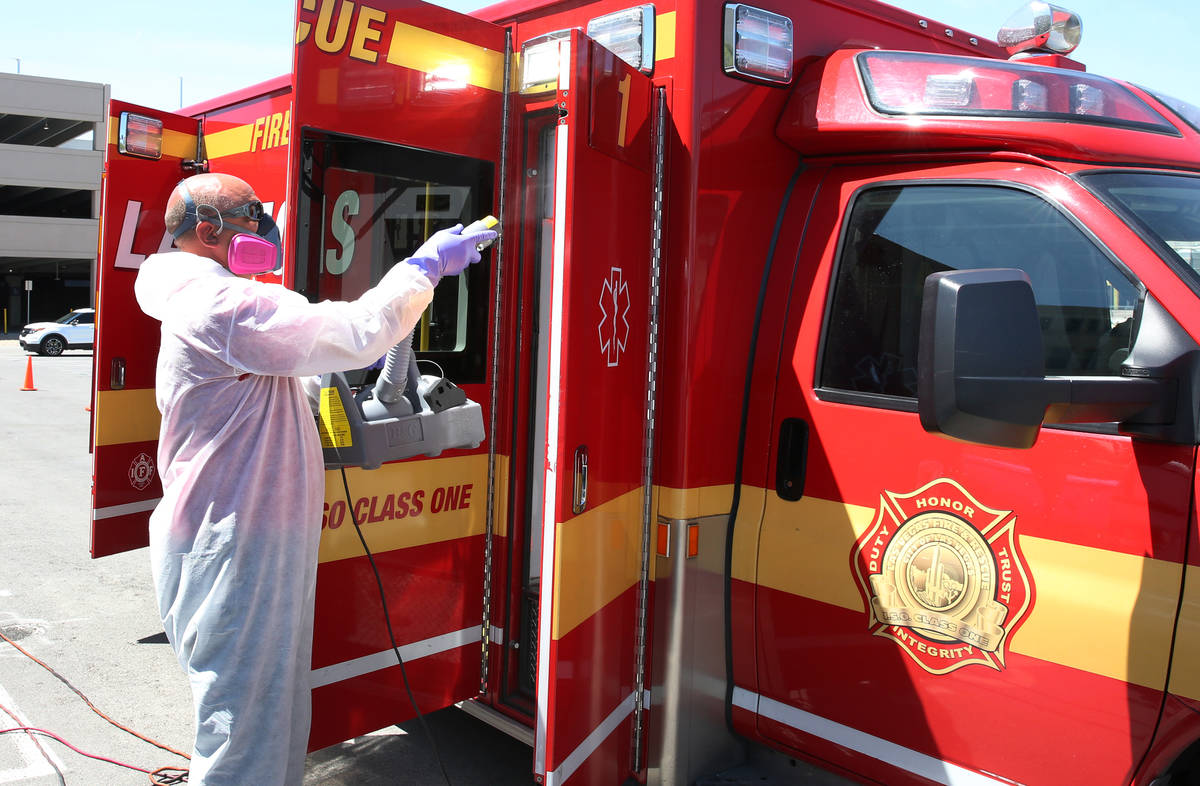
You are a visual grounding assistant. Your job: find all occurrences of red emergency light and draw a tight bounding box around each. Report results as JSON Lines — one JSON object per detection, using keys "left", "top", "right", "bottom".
{"left": 117, "top": 112, "right": 164, "bottom": 160}
{"left": 777, "top": 49, "right": 1199, "bottom": 167}
{"left": 858, "top": 51, "right": 1175, "bottom": 132}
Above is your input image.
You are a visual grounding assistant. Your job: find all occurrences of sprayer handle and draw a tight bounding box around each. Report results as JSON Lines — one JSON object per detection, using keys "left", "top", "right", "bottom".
{"left": 463, "top": 216, "right": 500, "bottom": 251}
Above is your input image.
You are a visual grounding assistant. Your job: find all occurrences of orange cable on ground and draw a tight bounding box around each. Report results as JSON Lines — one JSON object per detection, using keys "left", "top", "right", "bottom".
{"left": 0, "top": 629, "right": 190, "bottom": 761}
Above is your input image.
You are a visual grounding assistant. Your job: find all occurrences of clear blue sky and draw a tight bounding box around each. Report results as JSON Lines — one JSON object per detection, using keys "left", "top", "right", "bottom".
{"left": 1, "top": 0, "right": 1196, "bottom": 111}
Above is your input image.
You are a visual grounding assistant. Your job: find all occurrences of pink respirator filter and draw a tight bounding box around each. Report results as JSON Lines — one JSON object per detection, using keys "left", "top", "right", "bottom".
{"left": 227, "top": 233, "right": 278, "bottom": 275}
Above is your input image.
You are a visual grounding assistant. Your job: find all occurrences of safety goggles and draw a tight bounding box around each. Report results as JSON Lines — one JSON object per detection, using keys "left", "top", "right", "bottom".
{"left": 219, "top": 200, "right": 266, "bottom": 222}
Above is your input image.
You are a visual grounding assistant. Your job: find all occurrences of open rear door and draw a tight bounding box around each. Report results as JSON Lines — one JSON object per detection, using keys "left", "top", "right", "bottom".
{"left": 532, "top": 31, "right": 657, "bottom": 786}
{"left": 91, "top": 102, "right": 201, "bottom": 558}
{"left": 289, "top": 0, "right": 511, "bottom": 749}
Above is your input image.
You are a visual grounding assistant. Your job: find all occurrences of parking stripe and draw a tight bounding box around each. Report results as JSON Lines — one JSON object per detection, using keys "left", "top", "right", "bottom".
{"left": 0, "top": 683, "right": 66, "bottom": 783}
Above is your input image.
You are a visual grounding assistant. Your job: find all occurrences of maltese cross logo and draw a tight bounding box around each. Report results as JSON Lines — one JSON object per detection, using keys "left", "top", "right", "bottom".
{"left": 128, "top": 452, "right": 155, "bottom": 491}
{"left": 598, "top": 267, "right": 631, "bottom": 367}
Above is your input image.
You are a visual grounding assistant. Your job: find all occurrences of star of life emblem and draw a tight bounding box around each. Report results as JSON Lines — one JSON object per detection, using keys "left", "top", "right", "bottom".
{"left": 852, "top": 478, "right": 1034, "bottom": 674}
{"left": 598, "top": 266, "right": 631, "bottom": 367}
{"left": 128, "top": 453, "right": 155, "bottom": 491}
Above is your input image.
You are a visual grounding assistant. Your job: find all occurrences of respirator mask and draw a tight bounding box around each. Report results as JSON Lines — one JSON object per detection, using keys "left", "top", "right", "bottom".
{"left": 172, "top": 181, "right": 282, "bottom": 275}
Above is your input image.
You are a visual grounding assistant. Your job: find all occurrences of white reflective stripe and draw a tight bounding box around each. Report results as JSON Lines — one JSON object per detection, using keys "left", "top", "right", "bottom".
{"left": 309, "top": 626, "right": 478, "bottom": 689}
{"left": 92, "top": 498, "right": 160, "bottom": 520}
{"left": 558, "top": 37, "right": 571, "bottom": 91}
{"left": 545, "top": 691, "right": 637, "bottom": 786}
{"left": 732, "top": 685, "right": 757, "bottom": 712}
{"left": 535, "top": 119, "right": 571, "bottom": 776}
{"left": 742, "top": 689, "right": 1012, "bottom": 786}
{"left": 489, "top": 625, "right": 505, "bottom": 645}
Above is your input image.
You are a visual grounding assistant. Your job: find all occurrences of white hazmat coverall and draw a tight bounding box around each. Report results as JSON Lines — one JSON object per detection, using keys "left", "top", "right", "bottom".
{"left": 134, "top": 251, "right": 433, "bottom": 785}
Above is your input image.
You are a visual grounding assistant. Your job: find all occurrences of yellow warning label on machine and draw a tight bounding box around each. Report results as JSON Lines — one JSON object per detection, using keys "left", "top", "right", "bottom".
{"left": 318, "top": 387, "right": 354, "bottom": 449}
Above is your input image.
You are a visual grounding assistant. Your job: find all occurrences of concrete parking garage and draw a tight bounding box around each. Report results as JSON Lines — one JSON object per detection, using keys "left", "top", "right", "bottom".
{"left": 0, "top": 72, "right": 107, "bottom": 331}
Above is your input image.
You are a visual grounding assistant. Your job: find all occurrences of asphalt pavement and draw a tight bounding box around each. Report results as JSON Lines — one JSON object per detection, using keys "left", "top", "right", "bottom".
{"left": 0, "top": 339, "right": 534, "bottom": 785}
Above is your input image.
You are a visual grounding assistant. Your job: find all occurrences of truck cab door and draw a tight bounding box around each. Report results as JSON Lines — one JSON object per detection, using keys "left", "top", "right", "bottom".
{"left": 525, "top": 31, "right": 657, "bottom": 786}
{"left": 746, "top": 162, "right": 1194, "bottom": 785}
{"left": 91, "top": 102, "right": 201, "bottom": 558}
{"left": 289, "top": 0, "right": 509, "bottom": 750}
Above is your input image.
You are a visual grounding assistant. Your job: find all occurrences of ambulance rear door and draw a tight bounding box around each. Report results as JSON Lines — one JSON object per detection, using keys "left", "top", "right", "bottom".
{"left": 289, "top": 0, "right": 509, "bottom": 749}
{"left": 528, "top": 30, "right": 657, "bottom": 785}
{"left": 90, "top": 102, "right": 201, "bottom": 558}
{"left": 188, "top": 77, "right": 292, "bottom": 286}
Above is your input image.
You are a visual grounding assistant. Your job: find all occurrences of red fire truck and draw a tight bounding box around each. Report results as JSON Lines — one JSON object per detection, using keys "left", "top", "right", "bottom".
{"left": 89, "top": 0, "right": 1200, "bottom": 783}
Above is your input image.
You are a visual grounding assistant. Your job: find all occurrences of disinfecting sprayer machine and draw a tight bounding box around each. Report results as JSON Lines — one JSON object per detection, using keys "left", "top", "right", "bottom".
{"left": 316, "top": 218, "right": 496, "bottom": 470}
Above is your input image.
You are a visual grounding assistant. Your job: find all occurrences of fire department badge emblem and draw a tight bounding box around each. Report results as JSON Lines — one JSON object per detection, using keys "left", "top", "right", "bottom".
{"left": 128, "top": 453, "right": 155, "bottom": 491}
{"left": 852, "top": 478, "right": 1033, "bottom": 674}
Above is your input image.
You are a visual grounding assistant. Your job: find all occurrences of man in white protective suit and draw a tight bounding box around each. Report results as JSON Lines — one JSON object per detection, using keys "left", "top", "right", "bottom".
{"left": 134, "top": 172, "right": 496, "bottom": 785}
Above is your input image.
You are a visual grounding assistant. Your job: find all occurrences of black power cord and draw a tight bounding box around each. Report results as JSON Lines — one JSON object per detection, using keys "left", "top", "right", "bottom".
{"left": 339, "top": 467, "right": 454, "bottom": 786}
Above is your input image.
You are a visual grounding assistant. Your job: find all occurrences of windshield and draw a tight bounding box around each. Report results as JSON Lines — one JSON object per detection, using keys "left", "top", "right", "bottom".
{"left": 1082, "top": 171, "right": 1200, "bottom": 290}
{"left": 1142, "top": 87, "right": 1200, "bottom": 134}
{"left": 54, "top": 312, "right": 77, "bottom": 324}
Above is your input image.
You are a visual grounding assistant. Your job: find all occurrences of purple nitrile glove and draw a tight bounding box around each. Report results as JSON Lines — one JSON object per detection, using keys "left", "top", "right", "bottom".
{"left": 407, "top": 223, "right": 498, "bottom": 285}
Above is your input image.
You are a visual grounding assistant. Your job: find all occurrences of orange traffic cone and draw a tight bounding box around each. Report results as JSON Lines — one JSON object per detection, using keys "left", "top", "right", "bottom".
{"left": 20, "top": 356, "right": 36, "bottom": 391}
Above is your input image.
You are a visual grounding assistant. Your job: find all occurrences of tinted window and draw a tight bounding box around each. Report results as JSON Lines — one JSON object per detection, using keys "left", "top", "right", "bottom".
{"left": 820, "top": 185, "right": 1139, "bottom": 399}
{"left": 1082, "top": 171, "right": 1200, "bottom": 287}
{"left": 295, "top": 130, "right": 493, "bottom": 383}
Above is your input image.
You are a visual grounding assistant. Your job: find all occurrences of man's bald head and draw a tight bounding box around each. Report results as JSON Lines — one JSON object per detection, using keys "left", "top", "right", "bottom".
{"left": 165, "top": 173, "right": 261, "bottom": 270}
{"left": 165, "top": 173, "right": 258, "bottom": 238}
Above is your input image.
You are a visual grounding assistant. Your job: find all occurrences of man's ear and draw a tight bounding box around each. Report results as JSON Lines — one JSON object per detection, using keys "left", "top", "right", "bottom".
{"left": 196, "top": 222, "right": 221, "bottom": 248}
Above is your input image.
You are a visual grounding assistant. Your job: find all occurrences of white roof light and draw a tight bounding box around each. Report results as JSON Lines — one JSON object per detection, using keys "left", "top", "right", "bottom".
{"left": 1071, "top": 83, "right": 1105, "bottom": 116}
{"left": 520, "top": 30, "right": 573, "bottom": 95}
{"left": 924, "top": 74, "right": 977, "bottom": 109}
{"left": 997, "top": 1, "right": 1082, "bottom": 56}
{"left": 1012, "top": 78, "right": 1049, "bottom": 112}
{"left": 723, "top": 3, "right": 794, "bottom": 85}
{"left": 587, "top": 5, "right": 655, "bottom": 74}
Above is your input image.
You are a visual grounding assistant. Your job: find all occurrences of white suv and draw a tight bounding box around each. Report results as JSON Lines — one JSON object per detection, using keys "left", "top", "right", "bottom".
{"left": 19, "top": 308, "right": 95, "bottom": 356}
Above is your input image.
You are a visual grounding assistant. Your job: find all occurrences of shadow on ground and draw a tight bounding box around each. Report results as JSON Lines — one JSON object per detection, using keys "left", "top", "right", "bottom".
{"left": 305, "top": 706, "right": 535, "bottom": 785}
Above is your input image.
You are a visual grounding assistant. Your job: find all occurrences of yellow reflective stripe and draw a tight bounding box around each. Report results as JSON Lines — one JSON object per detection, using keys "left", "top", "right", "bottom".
{"left": 1016, "top": 536, "right": 1179, "bottom": 689}
{"left": 94, "top": 388, "right": 160, "bottom": 446}
{"left": 385, "top": 22, "right": 505, "bottom": 93}
{"left": 753, "top": 493, "right": 1181, "bottom": 690}
{"left": 656, "top": 11, "right": 676, "bottom": 62}
{"left": 484, "top": 453, "right": 510, "bottom": 539}
{"left": 91, "top": 397, "right": 498, "bottom": 558}
{"left": 204, "top": 124, "right": 255, "bottom": 159}
{"left": 1168, "top": 565, "right": 1200, "bottom": 700}
{"left": 756, "top": 495, "right": 874, "bottom": 611}
{"left": 106, "top": 120, "right": 196, "bottom": 161}
{"left": 552, "top": 487, "right": 644, "bottom": 639}
{"left": 730, "top": 486, "right": 765, "bottom": 581}
{"left": 657, "top": 483, "right": 734, "bottom": 522}
{"left": 317, "top": 453, "right": 488, "bottom": 563}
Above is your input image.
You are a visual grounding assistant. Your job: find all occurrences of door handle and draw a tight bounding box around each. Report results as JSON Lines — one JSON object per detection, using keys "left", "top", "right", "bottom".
{"left": 776, "top": 418, "right": 808, "bottom": 501}
{"left": 573, "top": 445, "right": 588, "bottom": 514}
{"left": 110, "top": 357, "right": 126, "bottom": 390}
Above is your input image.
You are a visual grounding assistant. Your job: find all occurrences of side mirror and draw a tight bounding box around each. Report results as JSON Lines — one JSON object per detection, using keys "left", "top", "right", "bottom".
{"left": 917, "top": 269, "right": 1173, "bottom": 448}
